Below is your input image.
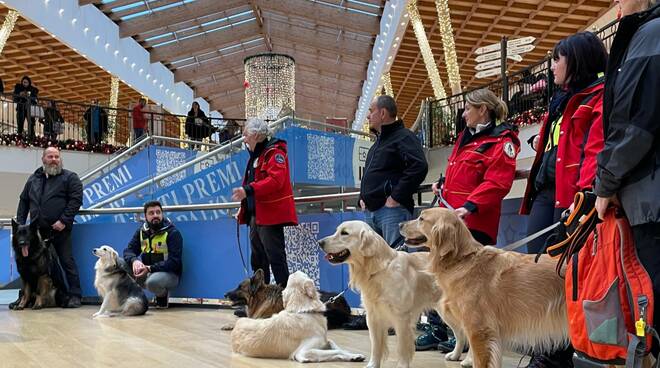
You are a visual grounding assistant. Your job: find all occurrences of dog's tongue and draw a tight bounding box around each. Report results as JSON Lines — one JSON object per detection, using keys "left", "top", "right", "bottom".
{"left": 21, "top": 245, "right": 29, "bottom": 257}
{"left": 324, "top": 254, "right": 332, "bottom": 261}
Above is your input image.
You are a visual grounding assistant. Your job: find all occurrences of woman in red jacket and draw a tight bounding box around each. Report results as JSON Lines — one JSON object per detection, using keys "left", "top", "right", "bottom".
{"left": 432, "top": 88, "right": 520, "bottom": 246}
{"left": 232, "top": 118, "right": 297, "bottom": 288}
{"left": 519, "top": 32, "right": 608, "bottom": 368}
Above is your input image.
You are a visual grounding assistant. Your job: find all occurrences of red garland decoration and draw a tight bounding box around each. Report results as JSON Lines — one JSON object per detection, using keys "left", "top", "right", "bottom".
{"left": 0, "top": 134, "right": 121, "bottom": 154}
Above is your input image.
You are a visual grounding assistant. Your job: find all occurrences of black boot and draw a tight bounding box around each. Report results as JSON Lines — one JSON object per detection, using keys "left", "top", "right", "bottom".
{"left": 526, "top": 345, "right": 574, "bottom": 368}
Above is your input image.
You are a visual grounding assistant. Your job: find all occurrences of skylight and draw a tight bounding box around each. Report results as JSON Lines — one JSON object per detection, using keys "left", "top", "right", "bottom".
{"left": 151, "top": 18, "right": 255, "bottom": 48}
{"left": 121, "top": 0, "right": 196, "bottom": 21}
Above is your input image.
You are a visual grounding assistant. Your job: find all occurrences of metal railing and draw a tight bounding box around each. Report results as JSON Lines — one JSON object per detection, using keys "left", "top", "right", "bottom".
{"left": 85, "top": 116, "right": 289, "bottom": 209}
{"left": 423, "top": 19, "right": 620, "bottom": 148}
{"left": 0, "top": 92, "right": 244, "bottom": 152}
{"left": 79, "top": 134, "right": 222, "bottom": 183}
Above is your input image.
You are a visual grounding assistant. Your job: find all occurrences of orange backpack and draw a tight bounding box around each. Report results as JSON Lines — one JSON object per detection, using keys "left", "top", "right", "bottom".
{"left": 564, "top": 207, "right": 657, "bottom": 367}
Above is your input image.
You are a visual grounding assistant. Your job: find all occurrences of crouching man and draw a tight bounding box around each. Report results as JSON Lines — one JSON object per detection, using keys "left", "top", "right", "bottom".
{"left": 122, "top": 201, "right": 182, "bottom": 308}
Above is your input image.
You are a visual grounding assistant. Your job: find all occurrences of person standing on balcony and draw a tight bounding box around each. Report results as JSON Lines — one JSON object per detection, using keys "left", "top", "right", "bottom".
{"left": 519, "top": 32, "right": 608, "bottom": 368}
{"left": 132, "top": 97, "right": 148, "bottom": 141}
{"left": 232, "top": 118, "right": 297, "bottom": 288}
{"left": 84, "top": 99, "right": 108, "bottom": 146}
{"left": 359, "top": 95, "right": 428, "bottom": 247}
{"left": 13, "top": 76, "right": 38, "bottom": 139}
{"left": 185, "top": 102, "right": 212, "bottom": 149}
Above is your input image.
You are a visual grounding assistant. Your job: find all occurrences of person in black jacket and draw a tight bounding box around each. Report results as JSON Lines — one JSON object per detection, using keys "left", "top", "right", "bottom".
{"left": 13, "top": 76, "right": 39, "bottom": 139}
{"left": 185, "top": 102, "right": 213, "bottom": 149}
{"left": 83, "top": 100, "right": 109, "bottom": 145}
{"left": 16, "top": 147, "right": 83, "bottom": 308}
{"left": 42, "top": 100, "right": 64, "bottom": 142}
{"left": 359, "top": 95, "right": 428, "bottom": 247}
{"left": 122, "top": 201, "right": 182, "bottom": 308}
{"left": 595, "top": 1, "right": 660, "bottom": 352}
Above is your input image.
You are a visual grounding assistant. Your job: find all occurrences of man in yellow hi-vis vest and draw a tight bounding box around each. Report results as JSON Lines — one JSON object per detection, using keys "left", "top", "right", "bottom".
{"left": 122, "top": 201, "right": 183, "bottom": 308}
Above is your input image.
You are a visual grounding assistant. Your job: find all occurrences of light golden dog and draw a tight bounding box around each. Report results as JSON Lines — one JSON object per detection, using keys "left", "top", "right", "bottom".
{"left": 318, "top": 221, "right": 442, "bottom": 368}
{"left": 399, "top": 208, "right": 568, "bottom": 368}
{"left": 231, "top": 271, "right": 365, "bottom": 363}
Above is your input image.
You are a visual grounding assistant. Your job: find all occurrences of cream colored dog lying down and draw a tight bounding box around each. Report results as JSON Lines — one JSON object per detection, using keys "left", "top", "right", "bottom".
{"left": 319, "top": 221, "right": 443, "bottom": 368}
{"left": 400, "top": 208, "right": 569, "bottom": 368}
{"left": 231, "top": 271, "right": 365, "bottom": 363}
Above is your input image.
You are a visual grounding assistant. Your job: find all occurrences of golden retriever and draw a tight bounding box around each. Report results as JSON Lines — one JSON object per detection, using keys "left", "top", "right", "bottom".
{"left": 231, "top": 271, "right": 365, "bottom": 363}
{"left": 399, "top": 208, "right": 568, "bottom": 368}
{"left": 318, "top": 221, "right": 442, "bottom": 368}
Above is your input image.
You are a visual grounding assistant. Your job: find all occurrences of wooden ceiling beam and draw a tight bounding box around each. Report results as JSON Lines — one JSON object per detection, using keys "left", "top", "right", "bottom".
{"left": 173, "top": 47, "right": 266, "bottom": 82}
{"left": 271, "top": 45, "right": 366, "bottom": 80}
{"left": 119, "top": 0, "right": 246, "bottom": 38}
{"left": 255, "top": 0, "right": 379, "bottom": 35}
{"left": 266, "top": 21, "right": 373, "bottom": 60}
{"left": 248, "top": 0, "right": 272, "bottom": 51}
{"left": 149, "top": 21, "right": 260, "bottom": 62}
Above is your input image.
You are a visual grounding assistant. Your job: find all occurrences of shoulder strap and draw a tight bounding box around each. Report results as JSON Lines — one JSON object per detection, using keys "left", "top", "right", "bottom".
{"left": 475, "top": 142, "right": 496, "bottom": 154}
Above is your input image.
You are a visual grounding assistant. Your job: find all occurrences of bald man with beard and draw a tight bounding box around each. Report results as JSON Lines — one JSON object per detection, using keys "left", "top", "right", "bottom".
{"left": 17, "top": 147, "right": 83, "bottom": 308}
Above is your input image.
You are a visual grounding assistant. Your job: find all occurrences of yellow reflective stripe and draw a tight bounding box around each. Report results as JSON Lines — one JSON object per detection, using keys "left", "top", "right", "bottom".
{"left": 545, "top": 114, "right": 563, "bottom": 152}
{"left": 140, "top": 230, "right": 169, "bottom": 255}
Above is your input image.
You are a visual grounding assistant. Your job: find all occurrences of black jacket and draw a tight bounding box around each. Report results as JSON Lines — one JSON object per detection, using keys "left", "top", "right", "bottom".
{"left": 83, "top": 106, "right": 109, "bottom": 135}
{"left": 17, "top": 167, "right": 83, "bottom": 229}
{"left": 123, "top": 218, "right": 183, "bottom": 275}
{"left": 13, "top": 76, "right": 38, "bottom": 106}
{"left": 595, "top": 4, "right": 660, "bottom": 226}
{"left": 360, "top": 120, "right": 428, "bottom": 214}
{"left": 185, "top": 109, "right": 213, "bottom": 139}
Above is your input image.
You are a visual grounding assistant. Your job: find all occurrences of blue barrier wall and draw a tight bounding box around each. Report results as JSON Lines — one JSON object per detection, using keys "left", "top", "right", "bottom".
{"left": 0, "top": 229, "right": 12, "bottom": 286}
{"left": 71, "top": 212, "right": 366, "bottom": 306}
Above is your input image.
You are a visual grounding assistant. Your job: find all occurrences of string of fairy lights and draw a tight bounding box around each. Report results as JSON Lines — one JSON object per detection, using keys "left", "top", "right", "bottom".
{"left": 0, "top": 10, "right": 18, "bottom": 54}
{"left": 435, "top": 0, "right": 462, "bottom": 94}
{"left": 244, "top": 53, "right": 296, "bottom": 121}
{"left": 107, "top": 76, "right": 119, "bottom": 143}
{"left": 406, "top": 0, "right": 446, "bottom": 100}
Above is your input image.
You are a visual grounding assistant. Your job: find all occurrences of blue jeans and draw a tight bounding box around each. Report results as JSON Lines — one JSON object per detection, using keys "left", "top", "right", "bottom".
{"left": 365, "top": 206, "right": 412, "bottom": 247}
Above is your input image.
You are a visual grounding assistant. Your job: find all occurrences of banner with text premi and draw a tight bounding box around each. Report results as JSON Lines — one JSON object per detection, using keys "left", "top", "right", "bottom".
{"left": 78, "top": 127, "right": 372, "bottom": 223}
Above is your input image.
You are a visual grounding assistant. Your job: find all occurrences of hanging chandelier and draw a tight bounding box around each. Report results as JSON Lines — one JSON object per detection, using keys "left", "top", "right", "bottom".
{"left": 244, "top": 53, "right": 295, "bottom": 121}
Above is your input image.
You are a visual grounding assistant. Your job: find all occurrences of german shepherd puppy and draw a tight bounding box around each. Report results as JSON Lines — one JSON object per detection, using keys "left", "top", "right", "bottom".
{"left": 9, "top": 219, "right": 62, "bottom": 310}
{"left": 223, "top": 269, "right": 352, "bottom": 330}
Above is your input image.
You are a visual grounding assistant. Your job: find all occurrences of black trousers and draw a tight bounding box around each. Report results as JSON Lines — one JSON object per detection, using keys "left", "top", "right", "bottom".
{"left": 46, "top": 228, "right": 81, "bottom": 297}
{"left": 16, "top": 106, "right": 35, "bottom": 138}
{"left": 249, "top": 218, "right": 289, "bottom": 287}
{"left": 633, "top": 222, "right": 660, "bottom": 355}
{"left": 526, "top": 188, "right": 566, "bottom": 254}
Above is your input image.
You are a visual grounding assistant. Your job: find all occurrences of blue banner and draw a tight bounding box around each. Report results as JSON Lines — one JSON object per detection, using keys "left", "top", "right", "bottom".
{"left": 70, "top": 212, "right": 365, "bottom": 306}
{"left": 79, "top": 126, "right": 372, "bottom": 224}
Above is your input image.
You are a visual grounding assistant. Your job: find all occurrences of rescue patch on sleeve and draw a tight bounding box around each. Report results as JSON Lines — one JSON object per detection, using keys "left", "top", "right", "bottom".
{"left": 503, "top": 141, "right": 516, "bottom": 158}
{"left": 274, "top": 153, "right": 285, "bottom": 164}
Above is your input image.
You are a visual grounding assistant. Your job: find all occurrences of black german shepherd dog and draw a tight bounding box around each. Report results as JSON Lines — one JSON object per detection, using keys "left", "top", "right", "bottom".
{"left": 9, "top": 219, "right": 66, "bottom": 310}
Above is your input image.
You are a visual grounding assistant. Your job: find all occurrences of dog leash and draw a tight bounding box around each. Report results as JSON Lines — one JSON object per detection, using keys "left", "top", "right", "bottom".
{"left": 325, "top": 287, "right": 349, "bottom": 305}
{"left": 500, "top": 221, "right": 561, "bottom": 252}
{"left": 234, "top": 219, "right": 250, "bottom": 276}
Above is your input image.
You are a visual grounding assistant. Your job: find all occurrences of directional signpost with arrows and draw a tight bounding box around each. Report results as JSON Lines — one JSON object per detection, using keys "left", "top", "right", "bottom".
{"left": 474, "top": 36, "right": 535, "bottom": 80}
{"left": 473, "top": 36, "right": 536, "bottom": 103}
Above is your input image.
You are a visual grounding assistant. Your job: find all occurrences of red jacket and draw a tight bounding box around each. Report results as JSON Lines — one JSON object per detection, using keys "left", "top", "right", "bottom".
{"left": 238, "top": 139, "right": 298, "bottom": 226}
{"left": 132, "top": 104, "right": 147, "bottom": 129}
{"left": 441, "top": 123, "right": 520, "bottom": 243}
{"left": 520, "top": 80, "right": 604, "bottom": 214}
